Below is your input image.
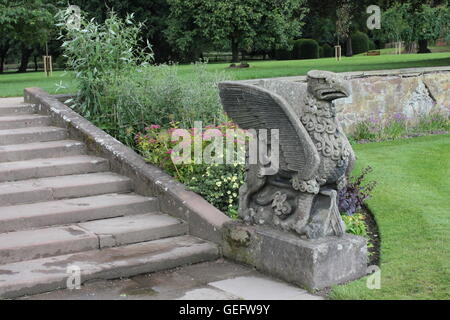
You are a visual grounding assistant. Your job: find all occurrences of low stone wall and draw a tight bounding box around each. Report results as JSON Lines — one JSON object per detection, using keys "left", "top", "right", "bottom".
{"left": 244, "top": 66, "right": 450, "bottom": 133}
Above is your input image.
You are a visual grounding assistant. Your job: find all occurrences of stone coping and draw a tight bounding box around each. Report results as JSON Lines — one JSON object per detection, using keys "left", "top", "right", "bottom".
{"left": 23, "top": 87, "right": 230, "bottom": 245}
{"left": 239, "top": 65, "right": 450, "bottom": 84}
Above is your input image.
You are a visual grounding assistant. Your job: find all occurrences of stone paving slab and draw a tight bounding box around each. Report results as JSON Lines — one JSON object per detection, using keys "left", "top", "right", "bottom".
{"left": 210, "top": 276, "right": 322, "bottom": 300}
{"left": 19, "top": 260, "right": 324, "bottom": 300}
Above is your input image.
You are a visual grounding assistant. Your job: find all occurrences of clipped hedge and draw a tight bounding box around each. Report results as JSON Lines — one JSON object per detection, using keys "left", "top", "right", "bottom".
{"left": 292, "top": 39, "right": 319, "bottom": 59}
{"left": 322, "top": 43, "right": 334, "bottom": 57}
{"left": 351, "top": 31, "right": 370, "bottom": 54}
{"left": 319, "top": 46, "right": 324, "bottom": 58}
{"left": 274, "top": 48, "right": 293, "bottom": 60}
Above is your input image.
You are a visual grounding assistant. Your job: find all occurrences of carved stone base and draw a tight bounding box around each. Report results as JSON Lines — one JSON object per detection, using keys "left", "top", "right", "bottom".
{"left": 222, "top": 221, "right": 367, "bottom": 290}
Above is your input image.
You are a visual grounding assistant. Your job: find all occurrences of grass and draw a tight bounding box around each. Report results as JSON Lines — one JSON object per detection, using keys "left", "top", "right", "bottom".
{"left": 0, "top": 71, "right": 76, "bottom": 97}
{"left": 1, "top": 52, "right": 450, "bottom": 97}
{"left": 330, "top": 134, "right": 450, "bottom": 300}
{"left": 180, "top": 52, "right": 450, "bottom": 80}
{"left": 355, "top": 45, "right": 450, "bottom": 56}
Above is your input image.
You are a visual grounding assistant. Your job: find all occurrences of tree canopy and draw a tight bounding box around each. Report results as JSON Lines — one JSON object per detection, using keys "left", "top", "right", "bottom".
{"left": 165, "top": 0, "right": 308, "bottom": 62}
{"left": 0, "top": 0, "right": 57, "bottom": 72}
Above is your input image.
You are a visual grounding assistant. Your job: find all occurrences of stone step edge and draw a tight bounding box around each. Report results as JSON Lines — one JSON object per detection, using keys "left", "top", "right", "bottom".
{"left": 0, "top": 172, "right": 132, "bottom": 207}
{"left": 0, "top": 213, "right": 189, "bottom": 265}
{"left": 0, "top": 235, "right": 219, "bottom": 299}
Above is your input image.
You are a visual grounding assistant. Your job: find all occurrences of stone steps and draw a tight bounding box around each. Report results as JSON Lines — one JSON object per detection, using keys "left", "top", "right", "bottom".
{"left": 0, "top": 213, "right": 188, "bottom": 265}
{"left": 0, "top": 172, "right": 132, "bottom": 206}
{"left": 0, "top": 98, "right": 35, "bottom": 116}
{"left": 0, "top": 126, "right": 68, "bottom": 145}
{"left": 0, "top": 140, "right": 86, "bottom": 162}
{"left": 0, "top": 193, "right": 159, "bottom": 233}
{"left": 0, "top": 103, "right": 35, "bottom": 115}
{"left": 0, "top": 235, "right": 218, "bottom": 299}
{"left": 0, "top": 155, "right": 110, "bottom": 182}
{"left": 0, "top": 97, "right": 218, "bottom": 299}
{"left": 0, "top": 114, "right": 52, "bottom": 129}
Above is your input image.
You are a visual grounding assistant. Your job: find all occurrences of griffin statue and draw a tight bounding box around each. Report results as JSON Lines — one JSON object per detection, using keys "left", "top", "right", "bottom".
{"left": 219, "top": 70, "right": 355, "bottom": 239}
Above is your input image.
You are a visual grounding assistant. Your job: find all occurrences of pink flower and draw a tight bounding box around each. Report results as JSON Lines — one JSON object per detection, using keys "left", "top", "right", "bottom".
{"left": 165, "top": 149, "right": 173, "bottom": 154}
{"left": 149, "top": 124, "right": 161, "bottom": 130}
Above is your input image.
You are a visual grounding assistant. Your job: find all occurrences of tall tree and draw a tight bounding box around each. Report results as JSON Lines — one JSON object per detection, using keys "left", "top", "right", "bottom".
{"left": 166, "top": 0, "right": 307, "bottom": 63}
{"left": 376, "top": 1, "right": 449, "bottom": 53}
{"left": 414, "top": 3, "right": 449, "bottom": 53}
{"left": 71, "top": 0, "right": 173, "bottom": 63}
{"left": 336, "top": 0, "right": 353, "bottom": 56}
{"left": 0, "top": 0, "right": 57, "bottom": 73}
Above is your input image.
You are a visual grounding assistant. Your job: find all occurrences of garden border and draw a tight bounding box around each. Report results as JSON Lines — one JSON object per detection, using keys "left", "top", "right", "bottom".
{"left": 23, "top": 87, "right": 230, "bottom": 245}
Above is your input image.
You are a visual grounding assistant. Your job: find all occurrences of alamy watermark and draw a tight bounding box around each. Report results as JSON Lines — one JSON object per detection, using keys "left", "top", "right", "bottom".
{"left": 66, "top": 265, "right": 81, "bottom": 290}
{"left": 366, "top": 265, "right": 381, "bottom": 289}
{"left": 366, "top": 5, "right": 381, "bottom": 30}
{"left": 66, "top": 5, "right": 81, "bottom": 30}
{"left": 170, "top": 121, "right": 280, "bottom": 176}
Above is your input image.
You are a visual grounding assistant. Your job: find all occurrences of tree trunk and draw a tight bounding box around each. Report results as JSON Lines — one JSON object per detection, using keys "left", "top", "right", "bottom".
{"left": 417, "top": 39, "right": 431, "bottom": 54}
{"left": 34, "top": 55, "right": 38, "bottom": 72}
{"left": 345, "top": 37, "right": 353, "bottom": 57}
{"left": 231, "top": 38, "right": 240, "bottom": 63}
{"left": 0, "top": 42, "right": 9, "bottom": 74}
{"left": 0, "top": 55, "right": 5, "bottom": 74}
{"left": 17, "top": 47, "right": 33, "bottom": 73}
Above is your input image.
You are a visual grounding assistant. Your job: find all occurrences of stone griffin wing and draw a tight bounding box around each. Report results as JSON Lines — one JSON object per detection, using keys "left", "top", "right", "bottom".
{"left": 218, "top": 82, "right": 320, "bottom": 180}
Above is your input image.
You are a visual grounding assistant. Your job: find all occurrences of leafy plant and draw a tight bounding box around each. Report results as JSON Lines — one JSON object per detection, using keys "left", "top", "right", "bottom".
{"left": 350, "top": 112, "right": 449, "bottom": 142}
{"left": 186, "top": 163, "right": 244, "bottom": 217}
{"left": 135, "top": 122, "right": 246, "bottom": 217}
{"left": 339, "top": 166, "right": 376, "bottom": 216}
{"left": 341, "top": 213, "right": 367, "bottom": 237}
{"left": 59, "top": 9, "right": 229, "bottom": 145}
{"left": 58, "top": 10, "right": 153, "bottom": 119}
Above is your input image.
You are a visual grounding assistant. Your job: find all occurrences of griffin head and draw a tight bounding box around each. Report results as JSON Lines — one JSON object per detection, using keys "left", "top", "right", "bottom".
{"left": 306, "top": 70, "right": 351, "bottom": 101}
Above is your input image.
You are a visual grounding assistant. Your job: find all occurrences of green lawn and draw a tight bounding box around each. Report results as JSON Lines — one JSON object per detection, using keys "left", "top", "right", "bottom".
{"left": 181, "top": 52, "right": 450, "bottom": 80}
{"left": 0, "top": 71, "right": 76, "bottom": 97}
{"left": 355, "top": 45, "right": 450, "bottom": 56}
{"left": 1, "top": 52, "right": 450, "bottom": 97}
{"left": 330, "top": 134, "right": 450, "bottom": 300}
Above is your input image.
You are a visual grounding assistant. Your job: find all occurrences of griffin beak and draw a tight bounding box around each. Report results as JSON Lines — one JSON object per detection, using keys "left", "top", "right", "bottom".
{"left": 318, "top": 80, "right": 351, "bottom": 101}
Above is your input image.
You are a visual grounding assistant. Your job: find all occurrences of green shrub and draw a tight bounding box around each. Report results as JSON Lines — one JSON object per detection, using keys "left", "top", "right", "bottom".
{"left": 339, "top": 166, "right": 377, "bottom": 216}
{"left": 58, "top": 10, "right": 152, "bottom": 119}
{"left": 412, "top": 113, "right": 450, "bottom": 133}
{"left": 351, "top": 31, "right": 370, "bottom": 54}
{"left": 349, "top": 112, "right": 449, "bottom": 142}
{"left": 368, "top": 39, "right": 376, "bottom": 51}
{"left": 186, "top": 164, "right": 245, "bottom": 218}
{"left": 318, "top": 46, "right": 324, "bottom": 58}
{"left": 322, "top": 43, "right": 334, "bottom": 57}
{"left": 135, "top": 123, "right": 246, "bottom": 217}
{"left": 274, "top": 41, "right": 294, "bottom": 60}
{"left": 341, "top": 213, "right": 368, "bottom": 237}
{"left": 109, "top": 62, "right": 228, "bottom": 139}
{"left": 292, "top": 39, "right": 319, "bottom": 59}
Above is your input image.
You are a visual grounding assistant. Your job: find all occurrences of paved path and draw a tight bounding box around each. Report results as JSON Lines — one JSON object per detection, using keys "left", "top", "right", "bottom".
{"left": 20, "top": 259, "right": 324, "bottom": 300}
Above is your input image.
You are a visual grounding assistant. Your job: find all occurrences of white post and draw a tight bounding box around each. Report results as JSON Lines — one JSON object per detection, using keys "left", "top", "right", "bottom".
{"left": 335, "top": 45, "right": 342, "bottom": 61}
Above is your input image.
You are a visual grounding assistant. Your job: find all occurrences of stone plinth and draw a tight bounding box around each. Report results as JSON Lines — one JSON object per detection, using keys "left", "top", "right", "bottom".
{"left": 223, "top": 221, "right": 368, "bottom": 290}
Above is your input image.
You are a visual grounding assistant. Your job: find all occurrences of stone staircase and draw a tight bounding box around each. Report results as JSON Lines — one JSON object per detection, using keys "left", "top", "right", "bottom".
{"left": 0, "top": 97, "right": 219, "bottom": 299}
